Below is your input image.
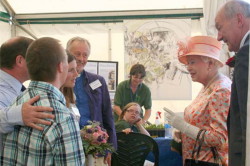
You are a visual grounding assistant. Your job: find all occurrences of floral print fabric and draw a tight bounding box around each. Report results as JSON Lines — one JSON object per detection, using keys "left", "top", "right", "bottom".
{"left": 182, "top": 74, "right": 231, "bottom": 166}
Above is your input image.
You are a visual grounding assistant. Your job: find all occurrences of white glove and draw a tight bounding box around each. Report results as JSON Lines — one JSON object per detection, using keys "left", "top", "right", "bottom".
{"left": 172, "top": 129, "right": 182, "bottom": 143}
{"left": 163, "top": 107, "right": 200, "bottom": 140}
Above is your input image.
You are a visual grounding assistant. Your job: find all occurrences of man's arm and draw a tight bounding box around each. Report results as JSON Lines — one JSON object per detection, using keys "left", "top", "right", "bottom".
{"left": 142, "top": 109, "right": 151, "bottom": 123}
{"left": 113, "top": 82, "right": 123, "bottom": 117}
{"left": 142, "top": 86, "right": 152, "bottom": 123}
{"left": 100, "top": 77, "right": 117, "bottom": 149}
{"left": 113, "top": 105, "right": 122, "bottom": 118}
{"left": 0, "top": 95, "right": 54, "bottom": 133}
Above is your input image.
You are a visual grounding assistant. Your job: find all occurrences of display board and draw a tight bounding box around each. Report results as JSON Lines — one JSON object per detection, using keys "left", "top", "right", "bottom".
{"left": 124, "top": 19, "right": 192, "bottom": 100}
{"left": 85, "top": 60, "right": 118, "bottom": 102}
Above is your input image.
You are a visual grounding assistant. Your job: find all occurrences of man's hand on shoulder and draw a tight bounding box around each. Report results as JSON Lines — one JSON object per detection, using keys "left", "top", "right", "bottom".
{"left": 22, "top": 95, "right": 54, "bottom": 131}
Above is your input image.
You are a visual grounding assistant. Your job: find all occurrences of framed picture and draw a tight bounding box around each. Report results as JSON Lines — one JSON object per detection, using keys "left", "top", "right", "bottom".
{"left": 85, "top": 60, "right": 118, "bottom": 92}
{"left": 85, "top": 61, "right": 98, "bottom": 74}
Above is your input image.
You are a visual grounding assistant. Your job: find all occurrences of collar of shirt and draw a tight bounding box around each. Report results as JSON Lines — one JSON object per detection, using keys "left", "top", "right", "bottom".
{"left": 29, "top": 80, "right": 66, "bottom": 105}
{"left": 0, "top": 69, "right": 22, "bottom": 94}
{"left": 240, "top": 30, "right": 250, "bottom": 49}
{"left": 80, "top": 70, "right": 88, "bottom": 84}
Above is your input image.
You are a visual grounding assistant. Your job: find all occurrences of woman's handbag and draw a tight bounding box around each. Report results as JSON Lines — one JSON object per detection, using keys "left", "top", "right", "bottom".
{"left": 170, "top": 139, "right": 182, "bottom": 156}
{"left": 184, "top": 129, "right": 221, "bottom": 166}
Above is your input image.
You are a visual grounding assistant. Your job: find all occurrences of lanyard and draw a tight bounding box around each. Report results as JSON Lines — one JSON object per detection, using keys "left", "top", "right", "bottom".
{"left": 130, "top": 83, "right": 141, "bottom": 102}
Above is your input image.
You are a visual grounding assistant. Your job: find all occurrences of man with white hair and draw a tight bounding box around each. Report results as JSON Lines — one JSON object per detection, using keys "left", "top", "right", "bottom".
{"left": 215, "top": 0, "right": 250, "bottom": 165}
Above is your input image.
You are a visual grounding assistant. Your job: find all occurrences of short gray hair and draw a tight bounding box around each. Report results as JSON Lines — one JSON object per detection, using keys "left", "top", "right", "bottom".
{"left": 223, "top": 0, "right": 250, "bottom": 19}
{"left": 66, "top": 36, "right": 91, "bottom": 51}
{"left": 200, "top": 56, "right": 221, "bottom": 70}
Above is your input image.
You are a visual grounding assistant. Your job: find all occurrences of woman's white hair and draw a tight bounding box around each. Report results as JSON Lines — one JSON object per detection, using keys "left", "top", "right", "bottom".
{"left": 200, "top": 56, "right": 221, "bottom": 70}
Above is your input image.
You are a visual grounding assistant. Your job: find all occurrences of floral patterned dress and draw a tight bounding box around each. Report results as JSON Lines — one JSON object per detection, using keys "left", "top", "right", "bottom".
{"left": 182, "top": 74, "right": 231, "bottom": 166}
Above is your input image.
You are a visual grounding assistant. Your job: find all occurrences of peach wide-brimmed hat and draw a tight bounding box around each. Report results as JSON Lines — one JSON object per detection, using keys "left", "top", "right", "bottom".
{"left": 177, "top": 36, "right": 223, "bottom": 67}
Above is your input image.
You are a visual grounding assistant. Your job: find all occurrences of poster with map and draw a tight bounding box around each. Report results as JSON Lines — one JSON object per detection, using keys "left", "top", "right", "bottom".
{"left": 124, "top": 19, "right": 192, "bottom": 100}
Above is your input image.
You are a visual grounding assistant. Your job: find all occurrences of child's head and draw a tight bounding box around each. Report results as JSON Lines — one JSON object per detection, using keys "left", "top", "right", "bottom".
{"left": 120, "top": 102, "right": 141, "bottom": 124}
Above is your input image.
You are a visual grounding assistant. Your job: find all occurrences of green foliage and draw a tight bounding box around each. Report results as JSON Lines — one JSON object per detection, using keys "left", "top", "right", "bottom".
{"left": 82, "top": 140, "right": 114, "bottom": 156}
{"left": 144, "top": 124, "right": 164, "bottom": 129}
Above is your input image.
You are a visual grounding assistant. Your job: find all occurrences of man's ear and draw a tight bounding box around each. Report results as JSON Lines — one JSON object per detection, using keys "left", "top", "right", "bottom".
{"left": 236, "top": 13, "right": 244, "bottom": 28}
{"left": 58, "top": 62, "right": 63, "bottom": 73}
{"left": 15, "top": 55, "right": 25, "bottom": 67}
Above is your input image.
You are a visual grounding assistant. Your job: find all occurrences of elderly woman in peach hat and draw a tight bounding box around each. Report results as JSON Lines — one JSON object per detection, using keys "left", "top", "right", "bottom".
{"left": 164, "top": 36, "right": 231, "bottom": 165}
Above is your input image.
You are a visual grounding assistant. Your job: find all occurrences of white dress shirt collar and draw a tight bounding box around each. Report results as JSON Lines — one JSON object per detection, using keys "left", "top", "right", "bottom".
{"left": 240, "top": 31, "right": 250, "bottom": 49}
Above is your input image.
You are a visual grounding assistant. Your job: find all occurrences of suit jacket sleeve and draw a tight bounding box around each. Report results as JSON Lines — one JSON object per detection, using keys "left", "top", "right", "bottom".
{"left": 99, "top": 76, "right": 117, "bottom": 149}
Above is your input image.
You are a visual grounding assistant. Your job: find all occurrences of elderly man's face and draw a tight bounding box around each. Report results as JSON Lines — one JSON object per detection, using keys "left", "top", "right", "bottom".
{"left": 215, "top": 10, "right": 242, "bottom": 52}
{"left": 68, "top": 41, "right": 90, "bottom": 74}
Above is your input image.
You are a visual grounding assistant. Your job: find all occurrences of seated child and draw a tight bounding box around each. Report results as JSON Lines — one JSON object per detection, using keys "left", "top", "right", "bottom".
{"left": 115, "top": 102, "right": 150, "bottom": 136}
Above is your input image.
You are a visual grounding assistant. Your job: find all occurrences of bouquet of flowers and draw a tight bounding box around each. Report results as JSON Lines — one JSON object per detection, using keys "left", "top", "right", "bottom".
{"left": 80, "top": 121, "right": 114, "bottom": 157}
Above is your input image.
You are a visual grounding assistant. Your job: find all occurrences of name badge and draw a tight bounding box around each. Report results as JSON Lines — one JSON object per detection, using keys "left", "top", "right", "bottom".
{"left": 89, "top": 79, "right": 102, "bottom": 90}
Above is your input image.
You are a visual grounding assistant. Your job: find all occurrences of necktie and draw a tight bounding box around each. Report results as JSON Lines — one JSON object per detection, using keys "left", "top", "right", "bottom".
{"left": 21, "top": 85, "right": 26, "bottom": 92}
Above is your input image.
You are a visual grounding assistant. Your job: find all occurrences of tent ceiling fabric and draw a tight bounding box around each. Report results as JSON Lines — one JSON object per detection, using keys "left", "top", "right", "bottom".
{"left": 1, "top": 0, "right": 203, "bottom": 24}
{"left": 6, "top": 0, "right": 203, "bottom": 14}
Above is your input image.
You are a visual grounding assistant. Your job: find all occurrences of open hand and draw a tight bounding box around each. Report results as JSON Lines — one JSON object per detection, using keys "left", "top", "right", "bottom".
{"left": 104, "top": 152, "right": 111, "bottom": 166}
{"left": 22, "top": 95, "right": 54, "bottom": 130}
{"left": 135, "top": 117, "right": 142, "bottom": 125}
{"left": 122, "top": 128, "right": 132, "bottom": 134}
{"left": 163, "top": 107, "right": 176, "bottom": 125}
{"left": 172, "top": 129, "right": 182, "bottom": 143}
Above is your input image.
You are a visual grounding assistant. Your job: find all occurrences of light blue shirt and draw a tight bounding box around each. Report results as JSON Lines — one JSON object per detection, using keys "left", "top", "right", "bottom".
{"left": 0, "top": 70, "right": 23, "bottom": 149}
{"left": 74, "top": 72, "right": 91, "bottom": 128}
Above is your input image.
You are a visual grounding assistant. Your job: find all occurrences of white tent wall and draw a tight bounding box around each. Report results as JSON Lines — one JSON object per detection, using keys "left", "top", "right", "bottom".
{"left": 17, "top": 19, "right": 205, "bottom": 123}
{"left": 1, "top": 0, "right": 231, "bottom": 123}
{"left": 0, "top": 3, "right": 11, "bottom": 44}
{"left": 0, "top": 21, "right": 11, "bottom": 44}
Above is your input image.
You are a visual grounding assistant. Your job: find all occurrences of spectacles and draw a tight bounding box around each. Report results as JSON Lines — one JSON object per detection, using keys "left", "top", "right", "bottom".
{"left": 126, "top": 109, "right": 140, "bottom": 115}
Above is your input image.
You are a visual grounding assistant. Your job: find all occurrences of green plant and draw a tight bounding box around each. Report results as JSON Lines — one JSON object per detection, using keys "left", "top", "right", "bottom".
{"left": 144, "top": 124, "right": 164, "bottom": 130}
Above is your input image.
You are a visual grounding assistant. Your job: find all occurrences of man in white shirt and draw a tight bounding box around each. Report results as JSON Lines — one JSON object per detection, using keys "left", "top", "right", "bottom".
{"left": 0, "top": 36, "right": 54, "bottom": 149}
{"left": 215, "top": 1, "right": 250, "bottom": 165}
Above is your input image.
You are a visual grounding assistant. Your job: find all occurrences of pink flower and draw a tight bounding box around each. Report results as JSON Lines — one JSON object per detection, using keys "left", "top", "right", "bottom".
{"left": 80, "top": 121, "right": 113, "bottom": 156}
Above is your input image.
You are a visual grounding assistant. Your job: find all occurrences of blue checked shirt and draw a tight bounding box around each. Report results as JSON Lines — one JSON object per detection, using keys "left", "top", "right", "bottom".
{"left": 0, "top": 81, "right": 85, "bottom": 166}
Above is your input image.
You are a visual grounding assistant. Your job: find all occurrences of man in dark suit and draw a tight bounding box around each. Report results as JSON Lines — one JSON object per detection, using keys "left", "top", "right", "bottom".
{"left": 215, "top": 1, "right": 250, "bottom": 165}
{"left": 66, "top": 37, "right": 117, "bottom": 166}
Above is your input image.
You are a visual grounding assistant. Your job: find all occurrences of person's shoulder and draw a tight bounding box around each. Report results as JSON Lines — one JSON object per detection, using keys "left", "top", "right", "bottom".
{"left": 117, "top": 80, "right": 129, "bottom": 87}
{"left": 85, "top": 71, "right": 105, "bottom": 81}
{"left": 85, "top": 71, "right": 97, "bottom": 78}
{"left": 119, "top": 80, "right": 129, "bottom": 85}
{"left": 213, "top": 75, "right": 232, "bottom": 93}
{"left": 238, "top": 41, "right": 249, "bottom": 56}
{"left": 141, "top": 83, "right": 150, "bottom": 90}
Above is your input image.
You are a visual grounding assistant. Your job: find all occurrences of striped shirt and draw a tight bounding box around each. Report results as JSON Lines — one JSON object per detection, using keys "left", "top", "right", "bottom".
{"left": 0, "top": 81, "right": 85, "bottom": 166}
